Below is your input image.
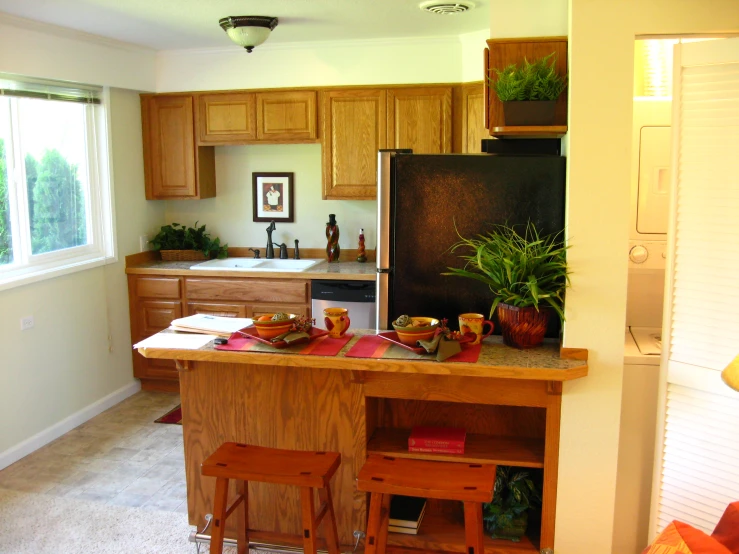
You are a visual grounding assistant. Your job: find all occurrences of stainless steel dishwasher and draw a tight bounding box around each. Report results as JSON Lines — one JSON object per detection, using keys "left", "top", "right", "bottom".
{"left": 311, "top": 280, "right": 376, "bottom": 331}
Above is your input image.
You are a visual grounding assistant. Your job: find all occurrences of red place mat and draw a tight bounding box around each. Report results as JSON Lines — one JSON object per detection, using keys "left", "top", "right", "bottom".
{"left": 215, "top": 333, "right": 353, "bottom": 356}
{"left": 345, "top": 334, "right": 481, "bottom": 363}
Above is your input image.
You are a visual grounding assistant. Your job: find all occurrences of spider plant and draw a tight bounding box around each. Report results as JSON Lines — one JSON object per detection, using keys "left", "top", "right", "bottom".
{"left": 443, "top": 222, "right": 570, "bottom": 322}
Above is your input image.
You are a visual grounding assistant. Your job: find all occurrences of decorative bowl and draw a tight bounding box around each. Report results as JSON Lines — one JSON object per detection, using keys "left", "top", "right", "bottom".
{"left": 252, "top": 314, "right": 297, "bottom": 340}
{"left": 392, "top": 317, "right": 440, "bottom": 345}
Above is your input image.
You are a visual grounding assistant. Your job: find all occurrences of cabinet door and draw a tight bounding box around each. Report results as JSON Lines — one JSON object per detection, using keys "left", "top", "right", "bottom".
{"left": 256, "top": 90, "right": 317, "bottom": 141}
{"left": 198, "top": 93, "right": 257, "bottom": 143}
{"left": 387, "top": 87, "right": 452, "bottom": 154}
{"left": 187, "top": 302, "right": 248, "bottom": 318}
{"left": 143, "top": 95, "right": 197, "bottom": 199}
{"left": 138, "top": 300, "right": 182, "bottom": 338}
{"left": 461, "top": 83, "right": 488, "bottom": 153}
{"left": 321, "top": 89, "right": 387, "bottom": 200}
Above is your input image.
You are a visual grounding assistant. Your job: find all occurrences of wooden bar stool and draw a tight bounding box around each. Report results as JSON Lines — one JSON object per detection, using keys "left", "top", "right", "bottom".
{"left": 357, "top": 454, "right": 497, "bottom": 554}
{"left": 201, "top": 442, "right": 341, "bottom": 554}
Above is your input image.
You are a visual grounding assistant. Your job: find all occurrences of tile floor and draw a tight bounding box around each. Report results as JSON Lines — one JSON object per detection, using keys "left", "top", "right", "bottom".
{"left": 0, "top": 390, "right": 187, "bottom": 513}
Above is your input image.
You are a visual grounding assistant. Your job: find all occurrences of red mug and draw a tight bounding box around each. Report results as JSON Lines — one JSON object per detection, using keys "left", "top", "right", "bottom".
{"left": 458, "top": 313, "right": 494, "bottom": 345}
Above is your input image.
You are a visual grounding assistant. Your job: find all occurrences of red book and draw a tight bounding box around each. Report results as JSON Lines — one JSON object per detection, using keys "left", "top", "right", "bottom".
{"left": 408, "top": 446, "right": 465, "bottom": 455}
{"left": 408, "top": 426, "right": 466, "bottom": 449}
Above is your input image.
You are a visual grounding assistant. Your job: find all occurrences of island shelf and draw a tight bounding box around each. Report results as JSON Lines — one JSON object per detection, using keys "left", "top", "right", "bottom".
{"left": 136, "top": 332, "right": 586, "bottom": 554}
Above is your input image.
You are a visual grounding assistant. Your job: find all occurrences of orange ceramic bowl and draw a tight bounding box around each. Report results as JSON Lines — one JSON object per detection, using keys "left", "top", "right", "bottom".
{"left": 252, "top": 314, "right": 296, "bottom": 340}
{"left": 392, "top": 317, "right": 440, "bottom": 345}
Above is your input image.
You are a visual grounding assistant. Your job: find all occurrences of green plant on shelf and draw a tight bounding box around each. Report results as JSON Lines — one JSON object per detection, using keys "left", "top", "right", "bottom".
{"left": 490, "top": 52, "right": 567, "bottom": 102}
{"left": 483, "top": 466, "right": 542, "bottom": 542}
{"left": 150, "top": 222, "right": 228, "bottom": 259}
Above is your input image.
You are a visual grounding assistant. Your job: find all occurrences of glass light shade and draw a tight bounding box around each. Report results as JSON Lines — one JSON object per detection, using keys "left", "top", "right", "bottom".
{"left": 219, "top": 16, "right": 278, "bottom": 53}
{"left": 226, "top": 27, "right": 271, "bottom": 49}
{"left": 722, "top": 354, "right": 739, "bottom": 392}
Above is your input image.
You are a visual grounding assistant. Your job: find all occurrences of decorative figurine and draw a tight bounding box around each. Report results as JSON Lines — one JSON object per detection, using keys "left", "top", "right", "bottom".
{"left": 326, "top": 214, "right": 341, "bottom": 263}
{"left": 357, "top": 228, "right": 367, "bottom": 263}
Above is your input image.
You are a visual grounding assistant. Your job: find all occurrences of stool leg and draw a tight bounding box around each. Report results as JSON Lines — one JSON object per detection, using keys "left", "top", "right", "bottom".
{"left": 365, "top": 492, "right": 384, "bottom": 554}
{"left": 300, "top": 487, "right": 318, "bottom": 554}
{"left": 209, "top": 477, "right": 229, "bottom": 554}
{"left": 236, "top": 480, "right": 249, "bottom": 554}
{"left": 463, "top": 501, "right": 485, "bottom": 554}
{"left": 318, "top": 484, "right": 340, "bottom": 554}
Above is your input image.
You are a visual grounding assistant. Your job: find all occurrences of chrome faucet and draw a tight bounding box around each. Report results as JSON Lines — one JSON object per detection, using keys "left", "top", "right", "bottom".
{"left": 265, "top": 221, "right": 276, "bottom": 259}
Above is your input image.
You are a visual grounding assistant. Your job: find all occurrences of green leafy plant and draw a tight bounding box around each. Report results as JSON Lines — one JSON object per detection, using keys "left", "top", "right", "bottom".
{"left": 150, "top": 222, "right": 228, "bottom": 259}
{"left": 491, "top": 52, "right": 567, "bottom": 102}
{"left": 483, "top": 466, "right": 542, "bottom": 541}
{"left": 443, "top": 222, "right": 570, "bottom": 323}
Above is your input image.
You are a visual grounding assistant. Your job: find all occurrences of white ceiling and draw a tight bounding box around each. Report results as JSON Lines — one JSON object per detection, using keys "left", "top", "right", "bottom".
{"left": 0, "top": 0, "right": 490, "bottom": 51}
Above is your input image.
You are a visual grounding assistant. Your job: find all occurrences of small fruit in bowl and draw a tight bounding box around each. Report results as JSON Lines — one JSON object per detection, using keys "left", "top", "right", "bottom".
{"left": 252, "top": 313, "right": 296, "bottom": 339}
{"left": 392, "top": 315, "right": 440, "bottom": 345}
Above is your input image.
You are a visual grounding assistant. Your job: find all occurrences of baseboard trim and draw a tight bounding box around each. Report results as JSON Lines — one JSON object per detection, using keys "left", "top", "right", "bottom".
{"left": 0, "top": 380, "right": 141, "bottom": 470}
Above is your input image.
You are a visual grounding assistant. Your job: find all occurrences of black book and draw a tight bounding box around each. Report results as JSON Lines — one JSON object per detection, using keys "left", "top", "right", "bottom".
{"left": 389, "top": 495, "right": 427, "bottom": 529}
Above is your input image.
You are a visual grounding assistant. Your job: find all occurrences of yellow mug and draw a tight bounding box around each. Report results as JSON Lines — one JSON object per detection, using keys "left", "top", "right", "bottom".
{"left": 458, "top": 313, "right": 494, "bottom": 345}
{"left": 324, "top": 308, "right": 351, "bottom": 338}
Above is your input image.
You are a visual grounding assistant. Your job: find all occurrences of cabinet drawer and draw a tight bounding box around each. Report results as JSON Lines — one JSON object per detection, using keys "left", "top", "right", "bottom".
{"left": 187, "top": 302, "right": 248, "bottom": 318}
{"left": 186, "top": 278, "right": 309, "bottom": 303}
{"left": 250, "top": 303, "right": 310, "bottom": 319}
{"left": 136, "top": 277, "right": 181, "bottom": 299}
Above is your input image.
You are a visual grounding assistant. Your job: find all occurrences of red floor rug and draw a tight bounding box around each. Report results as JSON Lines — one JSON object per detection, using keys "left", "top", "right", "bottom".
{"left": 154, "top": 405, "right": 182, "bottom": 425}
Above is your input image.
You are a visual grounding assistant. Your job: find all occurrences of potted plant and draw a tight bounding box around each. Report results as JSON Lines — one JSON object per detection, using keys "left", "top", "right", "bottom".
{"left": 490, "top": 52, "right": 567, "bottom": 126}
{"left": 150, "top": 222, "right": 228, "bottom": 261}
{"left": 443, "top": 222, "right": 570, "bottom": 349}
{"left": 483, "top": 466, "right": 542, "bottom": 541}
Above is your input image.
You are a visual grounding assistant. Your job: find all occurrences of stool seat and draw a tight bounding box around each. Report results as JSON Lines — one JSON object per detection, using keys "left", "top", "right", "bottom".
{"left": 357, "top": 454, "right": 496, "bottom": 502}
{"left": 357, "top": 454, "right": 497, "bottom": 554}
{"left": 202, "top": 443, "right": 340, "bottom": 488}
{"left": 202, "top": 443, "right": 341, "bottom": 554}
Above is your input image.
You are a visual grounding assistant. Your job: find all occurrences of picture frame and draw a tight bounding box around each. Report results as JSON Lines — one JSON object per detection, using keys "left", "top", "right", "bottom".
{"left": 252, "top": 172, "right": 294, "bottom": 223}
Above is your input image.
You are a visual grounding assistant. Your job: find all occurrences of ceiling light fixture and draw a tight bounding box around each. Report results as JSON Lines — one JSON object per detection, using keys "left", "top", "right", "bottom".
{"left": 219, "top": 16, "right": 278, "bottom": 53}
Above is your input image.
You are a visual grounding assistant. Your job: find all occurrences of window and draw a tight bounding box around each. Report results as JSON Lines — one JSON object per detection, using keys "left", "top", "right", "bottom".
{"left": 0, "top": 74, "right": 114, "bottom": 290}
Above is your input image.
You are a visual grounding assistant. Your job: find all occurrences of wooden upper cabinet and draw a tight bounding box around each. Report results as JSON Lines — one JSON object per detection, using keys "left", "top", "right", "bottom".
{"left": 256, "top": 90, "right": 317, "bottom": 141}
{"left": 198, "top": 93, "right": 257, "bottom": 143}
{"left": 321, "top": 88, "right": 387, "bottom": 200}
{"left": 461, "top": 83, "right": 488, "bottom": 153}
{"left": 386, "top": 87, "right": 452, "bottom": 154}
{"left": 141, "top": 94, "right": 215, "bottom": 200}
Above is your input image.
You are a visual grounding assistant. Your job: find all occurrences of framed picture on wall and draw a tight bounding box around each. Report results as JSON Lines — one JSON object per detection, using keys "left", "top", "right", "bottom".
{"left": 252, "top": 172, "right": 294, "bottom": 223}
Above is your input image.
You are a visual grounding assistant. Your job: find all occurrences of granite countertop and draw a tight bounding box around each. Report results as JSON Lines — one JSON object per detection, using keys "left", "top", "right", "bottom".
{"left": 137, "top": 329, "right": 588, "bottom": 381}
{"left": 125, "top": 259, "right": 376, "bottom": 281}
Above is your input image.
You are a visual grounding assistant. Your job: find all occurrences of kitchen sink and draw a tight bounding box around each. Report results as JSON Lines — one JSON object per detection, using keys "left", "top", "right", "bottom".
{"left": 189, "top": 258, "right": 323, "bottom": 272}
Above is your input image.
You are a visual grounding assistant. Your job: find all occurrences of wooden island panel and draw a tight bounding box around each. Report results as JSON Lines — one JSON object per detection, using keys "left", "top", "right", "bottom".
{"left": 179, "top": 361, "right": 365, "bottom": 546}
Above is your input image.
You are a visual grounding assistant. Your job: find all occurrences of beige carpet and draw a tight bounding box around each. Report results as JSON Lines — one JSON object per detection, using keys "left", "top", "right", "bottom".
{"left": 0, "top": 487, "right": 239, "bottom": 554}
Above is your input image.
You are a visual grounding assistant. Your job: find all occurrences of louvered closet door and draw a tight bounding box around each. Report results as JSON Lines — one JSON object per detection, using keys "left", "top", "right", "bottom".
{"left": 652, "top": 37, "right": 739, "bottom": 537}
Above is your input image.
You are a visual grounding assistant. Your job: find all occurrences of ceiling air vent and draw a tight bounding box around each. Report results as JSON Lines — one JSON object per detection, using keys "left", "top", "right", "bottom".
{"left": 419, "top": 1, "right": 475, "bottom": 15}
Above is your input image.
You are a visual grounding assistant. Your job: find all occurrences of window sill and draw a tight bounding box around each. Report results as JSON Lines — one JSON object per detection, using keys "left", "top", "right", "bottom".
{"left": 0, "top": 254, "right": 118, "bottom": 293}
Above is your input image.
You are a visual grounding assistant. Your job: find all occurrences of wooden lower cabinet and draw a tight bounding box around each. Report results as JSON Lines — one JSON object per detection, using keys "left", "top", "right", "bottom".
{"left": 128, "top": 274, "right": 312, "bottom": 389}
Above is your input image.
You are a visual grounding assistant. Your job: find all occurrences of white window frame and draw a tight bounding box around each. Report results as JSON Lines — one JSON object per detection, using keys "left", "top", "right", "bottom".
{"left": 0, "top": 86, "right": 116, "bottom": 291}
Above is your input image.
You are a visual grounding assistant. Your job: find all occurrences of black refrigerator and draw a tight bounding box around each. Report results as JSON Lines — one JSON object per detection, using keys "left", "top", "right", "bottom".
{"left": 376, "top": 148, "right": 566, "bottom": 335}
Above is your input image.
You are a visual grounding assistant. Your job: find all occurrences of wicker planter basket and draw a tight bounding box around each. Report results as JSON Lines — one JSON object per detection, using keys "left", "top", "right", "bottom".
{"left": 497, "top": 303, "right": 551, "bottom": 349}
{"left": 159, "top": 249, "right": 208, "bottom": 262}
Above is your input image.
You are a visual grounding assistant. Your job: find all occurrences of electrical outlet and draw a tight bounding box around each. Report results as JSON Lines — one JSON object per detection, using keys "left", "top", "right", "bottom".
{"left": 20, "top": 316, "right": 34, "bottom": 330}
{"left": 139, "top": 235, "right": 150, "bottom": 252}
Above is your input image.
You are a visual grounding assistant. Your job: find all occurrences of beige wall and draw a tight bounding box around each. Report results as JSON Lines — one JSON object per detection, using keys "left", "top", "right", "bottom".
{"left": 163, "top": 144, "right": 377, "bottom": 252}
{"left": 0, "top": 88, "right": 164, "bottom": 462}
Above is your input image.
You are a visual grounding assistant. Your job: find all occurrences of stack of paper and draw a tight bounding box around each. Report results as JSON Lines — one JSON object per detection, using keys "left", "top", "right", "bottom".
{"left": 169, "top": 314, "right": 253, "bottom": 337}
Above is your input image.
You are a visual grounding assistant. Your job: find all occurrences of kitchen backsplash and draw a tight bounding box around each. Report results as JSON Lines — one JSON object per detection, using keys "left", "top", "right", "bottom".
{"left": 163, "top": 143, "right": 377, "bottom": 251}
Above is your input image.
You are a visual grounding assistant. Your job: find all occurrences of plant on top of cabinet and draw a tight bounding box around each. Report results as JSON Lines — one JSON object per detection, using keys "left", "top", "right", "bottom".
{"left": 443, "top": 222, "right": 570, "bottom": 349}
{"left": 151, "top": 222, "right": 228, "bottom": 260}
{"left": 491, "top": 53, "right": 567, "bottom": 126}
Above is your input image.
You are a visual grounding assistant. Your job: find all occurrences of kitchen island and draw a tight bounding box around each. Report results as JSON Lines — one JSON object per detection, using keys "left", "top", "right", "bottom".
{"left": 137, "top": 332, "right": 587, "bottom": 554}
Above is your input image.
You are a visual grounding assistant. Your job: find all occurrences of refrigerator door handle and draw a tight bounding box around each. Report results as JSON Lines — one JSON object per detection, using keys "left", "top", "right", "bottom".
{"left": 376, "top": 272, "right": 390, "bottom": 331}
